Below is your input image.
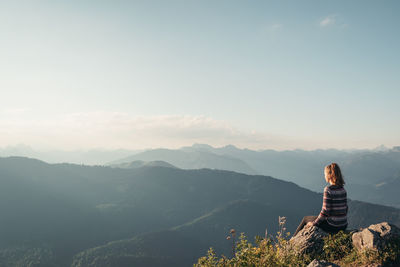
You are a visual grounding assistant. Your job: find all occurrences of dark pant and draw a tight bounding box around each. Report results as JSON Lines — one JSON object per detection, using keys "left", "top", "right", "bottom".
{"left": 293, "top": 216, "right": 317, "bottom": 236}
{"left": 293, "top": 215, "right": 347, "bottom": 237}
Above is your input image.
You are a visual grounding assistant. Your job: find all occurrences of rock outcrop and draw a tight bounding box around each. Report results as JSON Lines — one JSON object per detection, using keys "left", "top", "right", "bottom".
{"left": 307, "top": 259, "right": 340, "bottom": 267}
{"left": 352, "top": 222, "right": 400, "bottom": 251}
{"left": 291, "top": 222, "right": 400, "bottom": 266}
{"left": 290, "top": 226, "right": 329, "bottom": 257}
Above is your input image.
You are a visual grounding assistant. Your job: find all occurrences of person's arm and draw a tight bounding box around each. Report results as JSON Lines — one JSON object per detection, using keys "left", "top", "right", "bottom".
{"left": 313, "top": 187, "right": 331, "bottom": 226}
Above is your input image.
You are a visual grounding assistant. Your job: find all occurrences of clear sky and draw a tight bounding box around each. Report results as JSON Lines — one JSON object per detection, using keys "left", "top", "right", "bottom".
{"left": 1, "top": 0, "right": 399, "bottom": 150}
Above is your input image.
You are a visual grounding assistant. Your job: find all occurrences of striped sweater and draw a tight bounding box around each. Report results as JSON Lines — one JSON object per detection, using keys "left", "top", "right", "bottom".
{"left": 313, "top": 184, "right": 348, "bottom": 228}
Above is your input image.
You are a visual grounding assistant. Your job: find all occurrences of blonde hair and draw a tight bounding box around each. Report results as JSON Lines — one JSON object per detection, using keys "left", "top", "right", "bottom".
{"left": 325, "top": 163, "right": 345, "bottom": 186}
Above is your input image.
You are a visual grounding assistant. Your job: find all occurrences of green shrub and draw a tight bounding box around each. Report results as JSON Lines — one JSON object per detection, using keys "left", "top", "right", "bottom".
{"left": 195, "top": 217, "right": 310, "bottom": 267}
{"left": 195, "top": 218, "right": 400, "bottom": 267}
{"left": 322, "top": 231, "right": 353, "bottom": 262}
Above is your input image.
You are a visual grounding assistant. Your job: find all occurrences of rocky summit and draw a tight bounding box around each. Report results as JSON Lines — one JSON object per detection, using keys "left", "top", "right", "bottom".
{"left": 290, "top": 225, "right": 329, "bottom": 257}
{"left": 352, "top": 222, "right": 400, "bottom": 251}
{"left": 307, "top": 259, "right": 340, "bottom": 267}
{"left": 290, "top": 222, "right": 400, "bottom": 266}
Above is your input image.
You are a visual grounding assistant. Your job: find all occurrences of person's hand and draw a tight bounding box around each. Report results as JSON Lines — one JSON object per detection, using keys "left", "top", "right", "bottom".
{"left": 305, "top": 222, "right": 314, "bottom": 228}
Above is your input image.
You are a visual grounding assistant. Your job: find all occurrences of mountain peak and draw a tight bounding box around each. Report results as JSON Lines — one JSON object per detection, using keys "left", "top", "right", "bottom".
{"left": 191, "top": 143, "right": 214, "bottom": 149}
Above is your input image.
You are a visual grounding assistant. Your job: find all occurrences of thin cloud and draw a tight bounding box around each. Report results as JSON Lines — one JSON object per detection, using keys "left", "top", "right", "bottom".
{"left": 268, "top": 23, "right": 283, "bottom": 32}
{"left": 2, "top": 112, "right": 375, "bottom": 151}
{"left": 1, "top": 108, "right": 30, "bottom": 115}
{"left": 320, "top": 15, "right": 336, "bottom": 27}
{"left": 0, "top": 112, "right": 307, "bottom": 150}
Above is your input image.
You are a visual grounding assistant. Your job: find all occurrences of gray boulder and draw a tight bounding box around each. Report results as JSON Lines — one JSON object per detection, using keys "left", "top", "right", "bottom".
{"left": 352, "top": 222, "right": 400, "bottom": 251}
{"left": 290, "top": 226, "right": 329, "bottom": 257}
{"left": 307, "top": 259, "right": 340, "bottom": 267}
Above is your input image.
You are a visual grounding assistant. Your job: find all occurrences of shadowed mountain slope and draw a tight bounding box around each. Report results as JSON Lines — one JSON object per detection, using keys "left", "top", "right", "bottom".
{"left": 72, "top": 198, "right": 400, "bottom": 267}
{"left": 1, "top": 156, "right": 400, "bottom": 266}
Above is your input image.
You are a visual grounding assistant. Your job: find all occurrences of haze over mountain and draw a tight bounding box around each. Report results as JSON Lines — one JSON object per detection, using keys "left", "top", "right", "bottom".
{"left": 112, "top": 144, "right": 400, "bottom": 208}
{"left": 1, "top": 156, "right": 399, "bottom": 266}
{"left": 3, "top": 143, "right": 399, "bottom": 208}
{"left": 108, "top": 148, "right": 257, "bottom": 175}
{"left": 110, "top": 160, "right": 178, "bottom": 169}
{"left": 0, "top": 144, "right": 140, "bottom": 165}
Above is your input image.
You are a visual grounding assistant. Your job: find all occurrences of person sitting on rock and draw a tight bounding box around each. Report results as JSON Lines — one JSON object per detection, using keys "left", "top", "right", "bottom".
{"left": 293, "top": 163, "right": 348, "bottom": 236}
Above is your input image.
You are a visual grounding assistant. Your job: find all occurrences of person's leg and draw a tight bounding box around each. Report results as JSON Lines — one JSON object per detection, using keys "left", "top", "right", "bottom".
{"left": 318, "top": 221, "right": 347, "bottom": 234}
{"left": 317, "top": 220, "right": 334, "bottom": 233}
{"left": 293, "top": 216, "right": 318, "bottom": 236}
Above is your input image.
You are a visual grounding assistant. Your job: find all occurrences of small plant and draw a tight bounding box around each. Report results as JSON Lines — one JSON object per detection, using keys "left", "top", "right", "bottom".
{"left": 226, "top": 229, "right": 236, "bottom": 258}
{"left": 195, "top": 247, "right": 219, "bottom": 267}
{"left": 351, "top": 236, "right": 400, "bottom": 266}
{"left": 381, "top": 236, "right": 400, "bottom": 264}
{"left": 323, "top": 231, "right": 353, "bottom": 262}
{"left": 195, "top": 216, "right": 309, "bottom": 267}
{"left": 277, "top": 216, "right": 287, "bottom": 239}
{"left": 194, "top": 218, "right": 400, "bottom": 267}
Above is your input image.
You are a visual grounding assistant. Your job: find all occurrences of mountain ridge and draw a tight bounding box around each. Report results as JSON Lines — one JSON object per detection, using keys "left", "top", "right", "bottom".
{"left": 1, "top": 156, "right": 400, "bottom": 266}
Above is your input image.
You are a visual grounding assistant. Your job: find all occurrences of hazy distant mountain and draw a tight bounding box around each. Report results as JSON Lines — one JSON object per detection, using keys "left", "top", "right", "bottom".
{"left": 110, "top": 160, "right": 177, "bottom": 169}
{"left": 109, "top": 148, "right": 258, "bottom": 175}
{"left": 0, "top": 145, "right": 140, "bottom": 165}
{"left": 229, "top": 146, "right": 400, "bottom": 208}
{"left": 6, "top": 144, "right": 400, "bottom": 209}
{"left": 124, "top": 144, "right": 400, "bottom": 208}
{"left": 369, "top": 174, "right": 400, "bottom": 207}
